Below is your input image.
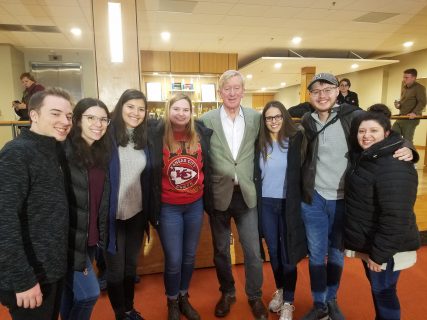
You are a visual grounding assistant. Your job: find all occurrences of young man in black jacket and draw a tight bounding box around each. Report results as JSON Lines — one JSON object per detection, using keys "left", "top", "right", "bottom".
{"left": 0, "top": 87, "right": 73, "bottom": 319}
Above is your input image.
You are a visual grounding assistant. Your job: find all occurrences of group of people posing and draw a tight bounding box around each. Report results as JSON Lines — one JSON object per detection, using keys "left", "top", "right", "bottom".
{"left": 0, "top": 69, "right": 422, "bottom": 320}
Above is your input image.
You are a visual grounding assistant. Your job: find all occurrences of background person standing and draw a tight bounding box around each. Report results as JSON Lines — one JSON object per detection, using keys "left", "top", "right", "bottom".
{"left": 393, "top": 68, "right": 426, "bottom": 144}
{"left": 12, "top": 72, "right": 45, "bottom": 121}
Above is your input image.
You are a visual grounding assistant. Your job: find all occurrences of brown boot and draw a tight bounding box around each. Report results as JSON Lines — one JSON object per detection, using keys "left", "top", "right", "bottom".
{"left": 179, "top": 293, "right": 200, "bottom": 320}
{"left": 167, "top": 297, "right": 180, "bottom": 320}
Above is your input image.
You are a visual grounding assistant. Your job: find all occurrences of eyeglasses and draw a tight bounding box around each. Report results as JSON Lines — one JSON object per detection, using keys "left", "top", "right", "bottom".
{"left": 265, "top": 115, "right": 283, "bottom": 122}
{"left": 310, "top": 86, "right": 337, "bottom": 96}
{"left": 82, "top": 115, "right": 111, "bottom": 126}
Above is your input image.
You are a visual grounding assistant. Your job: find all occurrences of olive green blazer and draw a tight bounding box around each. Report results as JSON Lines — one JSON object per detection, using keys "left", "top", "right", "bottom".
{"left": 201, "top": 107, "right": 261, "bottom": 211}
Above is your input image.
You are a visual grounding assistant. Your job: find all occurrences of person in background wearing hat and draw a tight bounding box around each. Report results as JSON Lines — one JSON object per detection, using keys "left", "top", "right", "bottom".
{"left": 12, "top": 72, "right": 45, "bottom": 121}
{"left": 299, "top": 73, "right": 415, "bottom": 320}
{"left": 337, "top": 78, "right": 359, "bottom": 107}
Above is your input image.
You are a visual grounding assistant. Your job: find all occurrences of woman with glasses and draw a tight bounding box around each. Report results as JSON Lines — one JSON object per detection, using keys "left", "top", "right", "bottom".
{"left": 60, "top": 98, "right": 111, "bottom": 320}
{"left": 148, "top": 93, "right": 212, "bottom": 320}
{"left": 337, "top": 78, "right": 359, "bottom": 107}
{"left": 105, "top": 89, "right": 150, "bottom": 320}
{"left": 255, "top": 101, "right": 306, "bottom": 320}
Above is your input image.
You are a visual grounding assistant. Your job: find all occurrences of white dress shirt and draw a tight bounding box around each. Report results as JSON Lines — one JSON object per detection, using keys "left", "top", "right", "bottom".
{"left": 220, "top": 105, "right": 245, "bottom": 184}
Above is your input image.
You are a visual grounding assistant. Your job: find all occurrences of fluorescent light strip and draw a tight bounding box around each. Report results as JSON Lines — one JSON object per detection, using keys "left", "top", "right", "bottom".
{"left": 108, "top": 2, "right": 123, "bottom": 63}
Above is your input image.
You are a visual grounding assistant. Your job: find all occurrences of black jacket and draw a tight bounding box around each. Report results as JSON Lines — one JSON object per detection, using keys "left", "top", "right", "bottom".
{"left": 147, "top": 119, "right": 213, "bottom": 226}
{"left": 0, "top": 129, "right": 69, "bottom": 292}
{"left": 344, "top": 131, "right": 420, "bottom": 264}
{"left": 300, "top": 104, "right": 362, "bottom": 204}
{"left": 255, "top": 131, "right": 307, "bottom": 265}
{"left": 337, "top": 91, "right": 359, "bottom": 107}
{"left": 63, "top": 141, "right": 110, "bottom": 271}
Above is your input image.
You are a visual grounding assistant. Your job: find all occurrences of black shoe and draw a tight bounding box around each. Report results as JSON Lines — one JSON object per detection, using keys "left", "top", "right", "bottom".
{"left": 301, "top": 306, "right": 330, "bottom": 320}
{"left": 327, "top": 299, "right": 345, "bottom": 320}
{"left": 214, "top": 293, "right": 236, "bottom": 317}
{"left": 248, "top": 298, "right": 268, "bottom": 320}
{"left": 167, "top": 298, "right": 181, "bottom": 320}
{"left": 179, "top": 293, "right": 200, "bottom": 320}
{"left": 125, "top": 309, "right": 144, "bottom": 320}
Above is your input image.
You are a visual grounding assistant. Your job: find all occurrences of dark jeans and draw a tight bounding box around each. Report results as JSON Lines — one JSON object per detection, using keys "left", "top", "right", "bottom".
{"left": 209, "top": 190, "right": 263, "bottom": 299}
{"left": 261, "top": 197, "right": 297, "bottom": 303}
{"left": 60, "top": 248, "right": 100, "bottom": 320}
{"left": 157, "top": 198, "right": 204, "bottom": 298}
{"left": 105, "top": 212, "right": 144, "bottom": 317}
{"left": 0, "top": 279, "right": 63, "bottom": 320}
{"left": 301, "top": 190, "right": 345, "bottom": 308}
{"left": 363, "top": 259, "right": 401, "bottom": 320}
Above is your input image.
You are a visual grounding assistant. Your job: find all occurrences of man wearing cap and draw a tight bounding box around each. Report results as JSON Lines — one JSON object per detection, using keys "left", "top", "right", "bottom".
{"left": 299, "top": 73, "right": 415, "bottom": 320}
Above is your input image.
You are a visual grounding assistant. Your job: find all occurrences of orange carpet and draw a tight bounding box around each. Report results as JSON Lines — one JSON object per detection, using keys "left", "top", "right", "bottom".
{"left": 1, "top": 246, "right": 427, "bottom": 319}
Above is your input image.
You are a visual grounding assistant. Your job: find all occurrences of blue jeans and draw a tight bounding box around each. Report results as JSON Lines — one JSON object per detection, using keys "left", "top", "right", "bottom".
{"left": 60, "top": 250, "right": 100, "bottom": 320}
{"left": 261, "top": 197, "right": 297, "bottom": 303}
{"left": 363, "top": 259, "right": 401, "bottom": 320}
{"left": 209, "top": 190, "right": 264, "bottom": 299}
{"left": 157, "top": 198, "right": 204, "bottom": 298}
{"left": 301, "top": 190, "right": 344, "bottom": 308}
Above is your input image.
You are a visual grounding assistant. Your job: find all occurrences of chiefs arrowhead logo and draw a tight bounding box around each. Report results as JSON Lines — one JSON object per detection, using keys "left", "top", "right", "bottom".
{"left": 167, "top": 155, "right": 199, "bottom": 190}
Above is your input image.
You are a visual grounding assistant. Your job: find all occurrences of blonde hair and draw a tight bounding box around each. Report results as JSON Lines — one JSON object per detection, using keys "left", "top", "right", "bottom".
{"left": 163, "top": 93, "right": 199, "bottom": 153}
{"left": 218, "top": 70, "right": 245, "bottom": 91}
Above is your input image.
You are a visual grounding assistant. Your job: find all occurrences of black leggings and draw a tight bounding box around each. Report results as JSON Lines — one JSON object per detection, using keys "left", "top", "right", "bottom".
{"left": 105, "top": 212, "right": 144, "bottom": 317}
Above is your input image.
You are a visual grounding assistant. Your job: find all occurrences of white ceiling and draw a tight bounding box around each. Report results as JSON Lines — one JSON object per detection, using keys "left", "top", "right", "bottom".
{"left": 1, "top": 0, "right": 427, "bottom": 90}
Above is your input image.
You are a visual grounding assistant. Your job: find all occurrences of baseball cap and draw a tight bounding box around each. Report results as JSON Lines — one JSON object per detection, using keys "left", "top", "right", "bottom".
{"left": 307, "top": 73, "right": 339, "bottom": 90}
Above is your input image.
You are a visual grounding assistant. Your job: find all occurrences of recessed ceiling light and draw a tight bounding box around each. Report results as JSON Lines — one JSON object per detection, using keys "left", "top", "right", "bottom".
{"left": 274, "top": 62, "right": 282, "bottom": 69}
{"left": 403, "top": 41, "right": 413, "bottom": 48}
{"left": 351, "top": 63, "right": 359, "bottom": 69}
{"left": 70, "top": 27, "right": 81, "bottom": 37}
{"left": 261, "top": 87, "right": 266, "bottom": 91}
{"left": 161, "top": 31, "right": 171, "bottom": 41}
{"left": 246, "top": 74, "right": 253, "bottom": 79}
{"left": 280, "top": 82, "right": 286, "bottom": 87}
{"left": 292, "top": 36, "right": 302, "bottom": 44}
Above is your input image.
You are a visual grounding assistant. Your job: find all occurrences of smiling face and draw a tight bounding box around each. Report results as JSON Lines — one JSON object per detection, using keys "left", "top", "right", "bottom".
{"left": 30, "top": 95, "right": 73, "bottom": 141}
{"left": 122, "top": 98, "right": 146, "bottom": 128}
{"left": 80, "top": 106, "right": 109, "bottom": 145}
{"left": 357, "top": 120, "right": 389, "bottom": 150}
{"left": 169, "top": 98, "right": 191, "bottom": 131}
{"left": 309, "top": 81, "right": 339, "bottom": 115}
{"left": 219, "top": 75, "right": 244, "bottom": 112}
{"left": 264, "top": 106, "right": 283, "bottom": 139}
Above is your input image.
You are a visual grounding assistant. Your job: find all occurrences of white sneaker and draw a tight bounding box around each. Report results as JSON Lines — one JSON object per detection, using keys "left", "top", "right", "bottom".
{"left": 268, "top": 288, "right": 283, "bottom": 312}
{"left": 279, "top": 302, "right": 295, "bottom": 320}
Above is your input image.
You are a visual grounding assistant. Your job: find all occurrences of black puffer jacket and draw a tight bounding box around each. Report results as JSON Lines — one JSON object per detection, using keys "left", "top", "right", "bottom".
{"left": 147, "top": 119, "right": 213, "bottom": 226}
{"left": 255, "top": 131, "right": 307, "bottom": 265}
{"left": 64, "top": 141, "right": 110, "bottom": 271}
{"left": 344, "top": 131, "right": 420, "bottom": 264}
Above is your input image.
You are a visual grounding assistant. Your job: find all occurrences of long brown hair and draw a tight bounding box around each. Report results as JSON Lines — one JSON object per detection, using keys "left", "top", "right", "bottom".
{"left": 110, "top": 89, "right": 148, "bottom": 150}
{"left": 259, "top": 100, "right": 298, "bottom": 161}
{"left": 163, "top": 93, "right": 199, "bottom": 153}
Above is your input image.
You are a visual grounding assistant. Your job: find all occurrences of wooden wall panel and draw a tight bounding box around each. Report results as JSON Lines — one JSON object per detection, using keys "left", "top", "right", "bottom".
{"left": 200, "top": 52, "right": 229, "bottom": 74}
{"left": 300, "top": 66, "right": 316, "bottom": 102}
{"left": 228, "top": 53, "right": 238, "bottom": 70}
{"left": 170, "top": 52, "right": 200, "bottom": 73}
{"left": 140, "top": 50, "right": 170, "bottom": 73}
